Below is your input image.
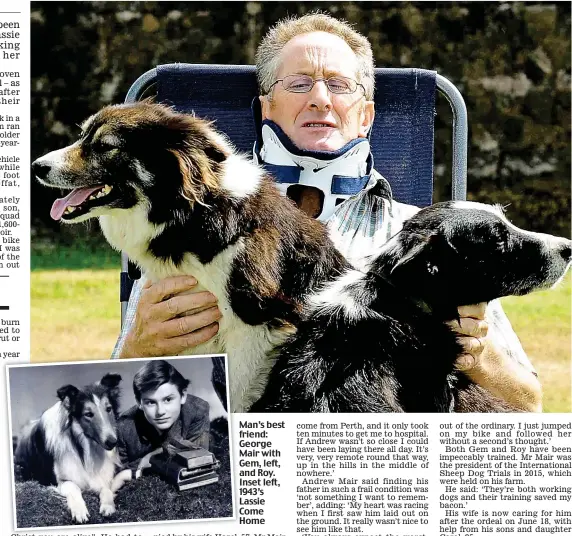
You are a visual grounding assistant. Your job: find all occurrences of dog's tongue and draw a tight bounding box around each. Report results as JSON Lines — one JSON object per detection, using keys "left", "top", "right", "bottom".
{"left": 50, "top": 186, "right": 102, "bottom": 221}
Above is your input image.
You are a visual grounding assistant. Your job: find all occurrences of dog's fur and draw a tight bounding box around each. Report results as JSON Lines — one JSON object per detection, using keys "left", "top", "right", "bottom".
{"left": 15, "top": 374, "right": 132, "bottom": 523}
{"left": 32, "top": 103, "right": 347, "bottom": 412}
{"left": 33, "top": 103, "right": 571, "bottom": 413}
{"left": 251, "top": 202, "right": 571, "bottom": 412}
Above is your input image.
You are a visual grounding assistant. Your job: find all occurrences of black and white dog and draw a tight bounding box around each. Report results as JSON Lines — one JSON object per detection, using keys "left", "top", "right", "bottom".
{"left": 252, "top": 202, "right": 571, "bottom": 412}
{"left": 32, "top": 103, "right": 347, "bottom": 412}
{"left": 32, "top": 103, "right": 570, "bottom": 413}
{"left": 15, "top": 374, "right": 131, "bottom": 522}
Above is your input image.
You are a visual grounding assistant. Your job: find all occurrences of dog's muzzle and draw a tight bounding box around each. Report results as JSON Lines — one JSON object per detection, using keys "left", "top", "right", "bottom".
{"left": 32, "top": 159, "right": 52, "bottom": 182}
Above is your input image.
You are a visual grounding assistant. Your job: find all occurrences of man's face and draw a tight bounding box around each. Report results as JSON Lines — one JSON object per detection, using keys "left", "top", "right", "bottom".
{"left": 260, "top": 32, "right": 374, "bottom": 152}
{"left": 139, "top": 382, "right": 187, "bottom": 432}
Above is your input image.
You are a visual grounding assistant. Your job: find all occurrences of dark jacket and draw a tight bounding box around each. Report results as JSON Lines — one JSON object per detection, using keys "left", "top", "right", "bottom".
{"left": 117, "top": 394, "right": 210, "bottom": 472}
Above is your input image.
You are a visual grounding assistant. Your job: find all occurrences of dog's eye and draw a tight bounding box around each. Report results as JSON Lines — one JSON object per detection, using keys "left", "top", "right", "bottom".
{"left": 495, "top": 225, "right": 509, "bottom": 252}
{"left": 84, "top": 411, "right": 94, "bottom": 419}
{"left": 94, "top": 134, "right": 121, "bottom": 151}
{"left": 105, "top": 406, "right": 112, "bottom": 413}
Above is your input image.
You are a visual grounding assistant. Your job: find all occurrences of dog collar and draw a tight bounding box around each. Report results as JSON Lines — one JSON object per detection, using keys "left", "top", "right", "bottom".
{"left": 254, "top": 120, "right": 373, "bottom": 222}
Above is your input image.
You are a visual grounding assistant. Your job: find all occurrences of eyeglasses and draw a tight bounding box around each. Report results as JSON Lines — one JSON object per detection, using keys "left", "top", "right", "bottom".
{"left": 268, "top": 74, "right": 365, "bottom": 95}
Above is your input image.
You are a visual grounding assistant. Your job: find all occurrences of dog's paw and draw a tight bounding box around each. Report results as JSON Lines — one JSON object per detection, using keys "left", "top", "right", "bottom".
{"left": 100, "top": 502, "right": 116, "bottom": 517}
{"left": 70, "top": 501, "right": 89, "bottom": 523}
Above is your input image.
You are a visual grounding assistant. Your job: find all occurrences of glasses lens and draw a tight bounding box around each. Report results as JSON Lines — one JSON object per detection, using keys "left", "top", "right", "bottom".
{"left": 327, "top": 77, "right": 356, "bottom": 94}
{"left": 282, "top": 75, "right": 314, "bottom": 93}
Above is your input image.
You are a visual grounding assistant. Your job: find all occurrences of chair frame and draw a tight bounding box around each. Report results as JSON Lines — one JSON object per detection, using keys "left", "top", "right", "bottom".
{"left": 120, "top": 64, "right": 468, "bottom": 325}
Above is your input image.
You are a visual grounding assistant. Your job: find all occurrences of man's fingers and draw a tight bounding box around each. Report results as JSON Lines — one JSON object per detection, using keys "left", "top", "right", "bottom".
{"left": 457, "top": 303, "right": 487, "bottom": 320}
{"left": 455, "top": 353, "right": 478, "bottom": 372}
{"left": 451, "top": 303, "right": 488, "bottom": 372}
{"left": 160, "top": 306, "right": 222, "bottom": 339}
{"left": 455, "top": 338, "right": 485, "bottom": 371}
{"left": 158, "top": 322, "right": 220, "bottom": 354}
{"left": 447, "top": 317, "right": 488, "bottom": 338}
{"left": 154, "top": 292, "right": 219, "bottom": 322}
{"left": 141, "top": 276, "right": 198, "bottom": 306}
{"left": 457, "top": 336, "right": 485, "bottom": 356}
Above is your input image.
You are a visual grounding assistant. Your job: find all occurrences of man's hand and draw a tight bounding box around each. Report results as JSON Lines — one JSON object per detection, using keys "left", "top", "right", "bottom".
{"left": 120, "top": 276, "right": 222, "bottom": 359}
{"left": 447, "top": 303, "right": 488, "bottom": 371}
{"left": 135, "top": 447, "right": 163, "bottom": 479}
{"left": 447, "top": 302, "right": 542, "bottom": 412}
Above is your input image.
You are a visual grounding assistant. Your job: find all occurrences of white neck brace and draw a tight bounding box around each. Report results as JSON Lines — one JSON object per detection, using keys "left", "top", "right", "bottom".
{"left": 254, "top": 122, "right": 372, "bottom": 221}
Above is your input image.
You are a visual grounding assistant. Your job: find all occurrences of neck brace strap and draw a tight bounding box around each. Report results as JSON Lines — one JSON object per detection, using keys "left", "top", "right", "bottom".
{"left": 253, "top": 120, "right": 373, "bottom": 221}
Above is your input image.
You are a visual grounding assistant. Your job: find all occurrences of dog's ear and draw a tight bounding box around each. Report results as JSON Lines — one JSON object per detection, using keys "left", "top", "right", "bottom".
{"left": 390, "top": 233, "right": 438, "bottom": 279}
{"left": 100, "top": 373, "right": 122, "bottom": 414}
{"left": 390, "top": 240, "right": 428, "bottom": 276}
{"left": 57, "top": 385, "right": 79, "bottom": 410}
{"left": 391, "top": 229, "right": 459, "bottom": 280}
{"left": 166, "top": 114, "right": 229, "bottom": 204}
{"left": 171, "top": 141, "right": 226, "bottom": 204}
{"left": 100, "top": 373, "right": 122, "bottom": 389}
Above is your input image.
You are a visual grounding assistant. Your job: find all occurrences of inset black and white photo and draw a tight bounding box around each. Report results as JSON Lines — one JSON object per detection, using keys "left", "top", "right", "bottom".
{"left": 7, "top": 355, "right": 233, "bottom": 529}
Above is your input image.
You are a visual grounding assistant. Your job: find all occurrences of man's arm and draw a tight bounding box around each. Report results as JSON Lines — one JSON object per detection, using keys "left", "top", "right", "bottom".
{"left": 113, "top": 275, "right": 222, "bottom": 359}
{"left": 449, "top": 302, "right": 542, "bottom": 412}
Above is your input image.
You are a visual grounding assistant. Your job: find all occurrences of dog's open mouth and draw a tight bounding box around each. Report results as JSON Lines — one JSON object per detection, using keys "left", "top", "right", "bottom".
{"left": 50, "top": 184, "right": 114, "bottom": 221}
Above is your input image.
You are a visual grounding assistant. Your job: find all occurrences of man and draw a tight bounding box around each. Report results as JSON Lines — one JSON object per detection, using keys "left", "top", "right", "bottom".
{"left": 113, "top": 13, "right": 541, "bottom": 412}
{"left": 117, "top": 360, "right": 210, "bottom": 478}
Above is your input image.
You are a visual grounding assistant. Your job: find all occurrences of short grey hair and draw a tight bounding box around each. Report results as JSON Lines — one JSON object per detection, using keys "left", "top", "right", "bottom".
{"left": 255, "top": 13, "right": 375, "bottom": 100}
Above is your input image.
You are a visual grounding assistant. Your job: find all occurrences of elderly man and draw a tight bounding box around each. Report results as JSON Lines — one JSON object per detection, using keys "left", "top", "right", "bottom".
{"left": 113, "top": 13, "right": 541, "bottom": 412}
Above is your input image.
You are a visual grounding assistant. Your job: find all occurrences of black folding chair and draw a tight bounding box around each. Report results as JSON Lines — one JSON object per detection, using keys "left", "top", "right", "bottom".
{"left": 121, "top": 63, "right": 468, "bottom": 325}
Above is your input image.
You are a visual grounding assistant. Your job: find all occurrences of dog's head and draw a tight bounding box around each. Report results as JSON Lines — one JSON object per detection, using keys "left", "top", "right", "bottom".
{"left": 375, "top": 201, "right": 571, "bottom": 316}
{"left": 57, "top": 373, "right": 122, "bottom": 451}
{"left": 32, "top": 102, "right": 230, "bottom": 224}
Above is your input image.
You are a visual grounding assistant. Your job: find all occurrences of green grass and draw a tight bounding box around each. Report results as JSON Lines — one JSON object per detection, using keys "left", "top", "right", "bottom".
{"left": 501, "top": 273, "right": 571, "bottom": 413}
{"left": 32, "top": 242, "right": 122, "bottom": 361}
{"left": 30, "top": 242, "right": 571, "bottom": 411}
{"left": 32, "top": 269, "right": 121, "bottom": 361}
{"left": 32, "top": 241, "right": 120, "bottom": 271}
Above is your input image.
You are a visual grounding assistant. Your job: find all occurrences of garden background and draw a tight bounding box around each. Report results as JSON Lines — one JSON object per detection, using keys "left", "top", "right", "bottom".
{"left": 30, "top": 2, "right": 571, "bottom": 411}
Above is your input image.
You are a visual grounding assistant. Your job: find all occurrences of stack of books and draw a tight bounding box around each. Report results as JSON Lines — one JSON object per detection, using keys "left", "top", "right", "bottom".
{"left": 149, "top": 448, "right": 220, "bottom": 491}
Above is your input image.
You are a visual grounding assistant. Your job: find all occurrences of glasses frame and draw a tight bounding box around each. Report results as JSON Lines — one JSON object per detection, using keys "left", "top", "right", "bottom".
{"left": 268, "top": 74, "right": 366, "bottom": 95}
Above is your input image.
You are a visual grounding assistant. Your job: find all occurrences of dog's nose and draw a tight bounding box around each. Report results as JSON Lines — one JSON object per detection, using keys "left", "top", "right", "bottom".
{"left": 32, "top": 160, "right": 51, "bottom": 181}
{"left": 559, "top": 240, "right": 572, "bottom": 263}
{"left": 104, "top": 437, "right": 118, "bottom": 450}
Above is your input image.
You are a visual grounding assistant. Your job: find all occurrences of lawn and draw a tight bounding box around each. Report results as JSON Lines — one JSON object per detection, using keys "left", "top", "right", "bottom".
{"left": 32, "top": 242, "right": 121, "bottom": 361}
{"left": 31, "top": 245, "right": 571, "bottom": 412}
{"left": 501, "top": 274, "right": 571, "bottom": 413}
{"left": 31, "top": 268, "right": 121, "bottom": 361}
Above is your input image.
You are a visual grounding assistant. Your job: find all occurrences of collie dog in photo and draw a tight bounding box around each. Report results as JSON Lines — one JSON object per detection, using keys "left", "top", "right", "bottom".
{"left": 15, "top": 373, "right": 131, "bottom": 523}
{"left": 32, "top": 102, "right": 347, "bottom": 413}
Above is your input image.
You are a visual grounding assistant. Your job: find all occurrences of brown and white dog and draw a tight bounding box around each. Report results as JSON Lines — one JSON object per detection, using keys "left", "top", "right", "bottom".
{"left": 15, "top": 374, "right": 131, "bottom": 523}
{"left": 32, "top": 103, "right": 571, "bottom": 413}
{"left": 32, "top": 103, "right": 347, "bottom": 412}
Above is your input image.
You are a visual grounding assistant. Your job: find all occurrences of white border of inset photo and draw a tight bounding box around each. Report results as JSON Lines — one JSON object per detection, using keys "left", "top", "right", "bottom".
{"left": 7, "top": 354, "right": 236, "bottom": 531}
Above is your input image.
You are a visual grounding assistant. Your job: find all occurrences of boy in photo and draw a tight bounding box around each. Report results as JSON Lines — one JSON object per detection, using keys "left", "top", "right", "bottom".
{"left": 117, "top": 360, "right": 211, "bottom": 478}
